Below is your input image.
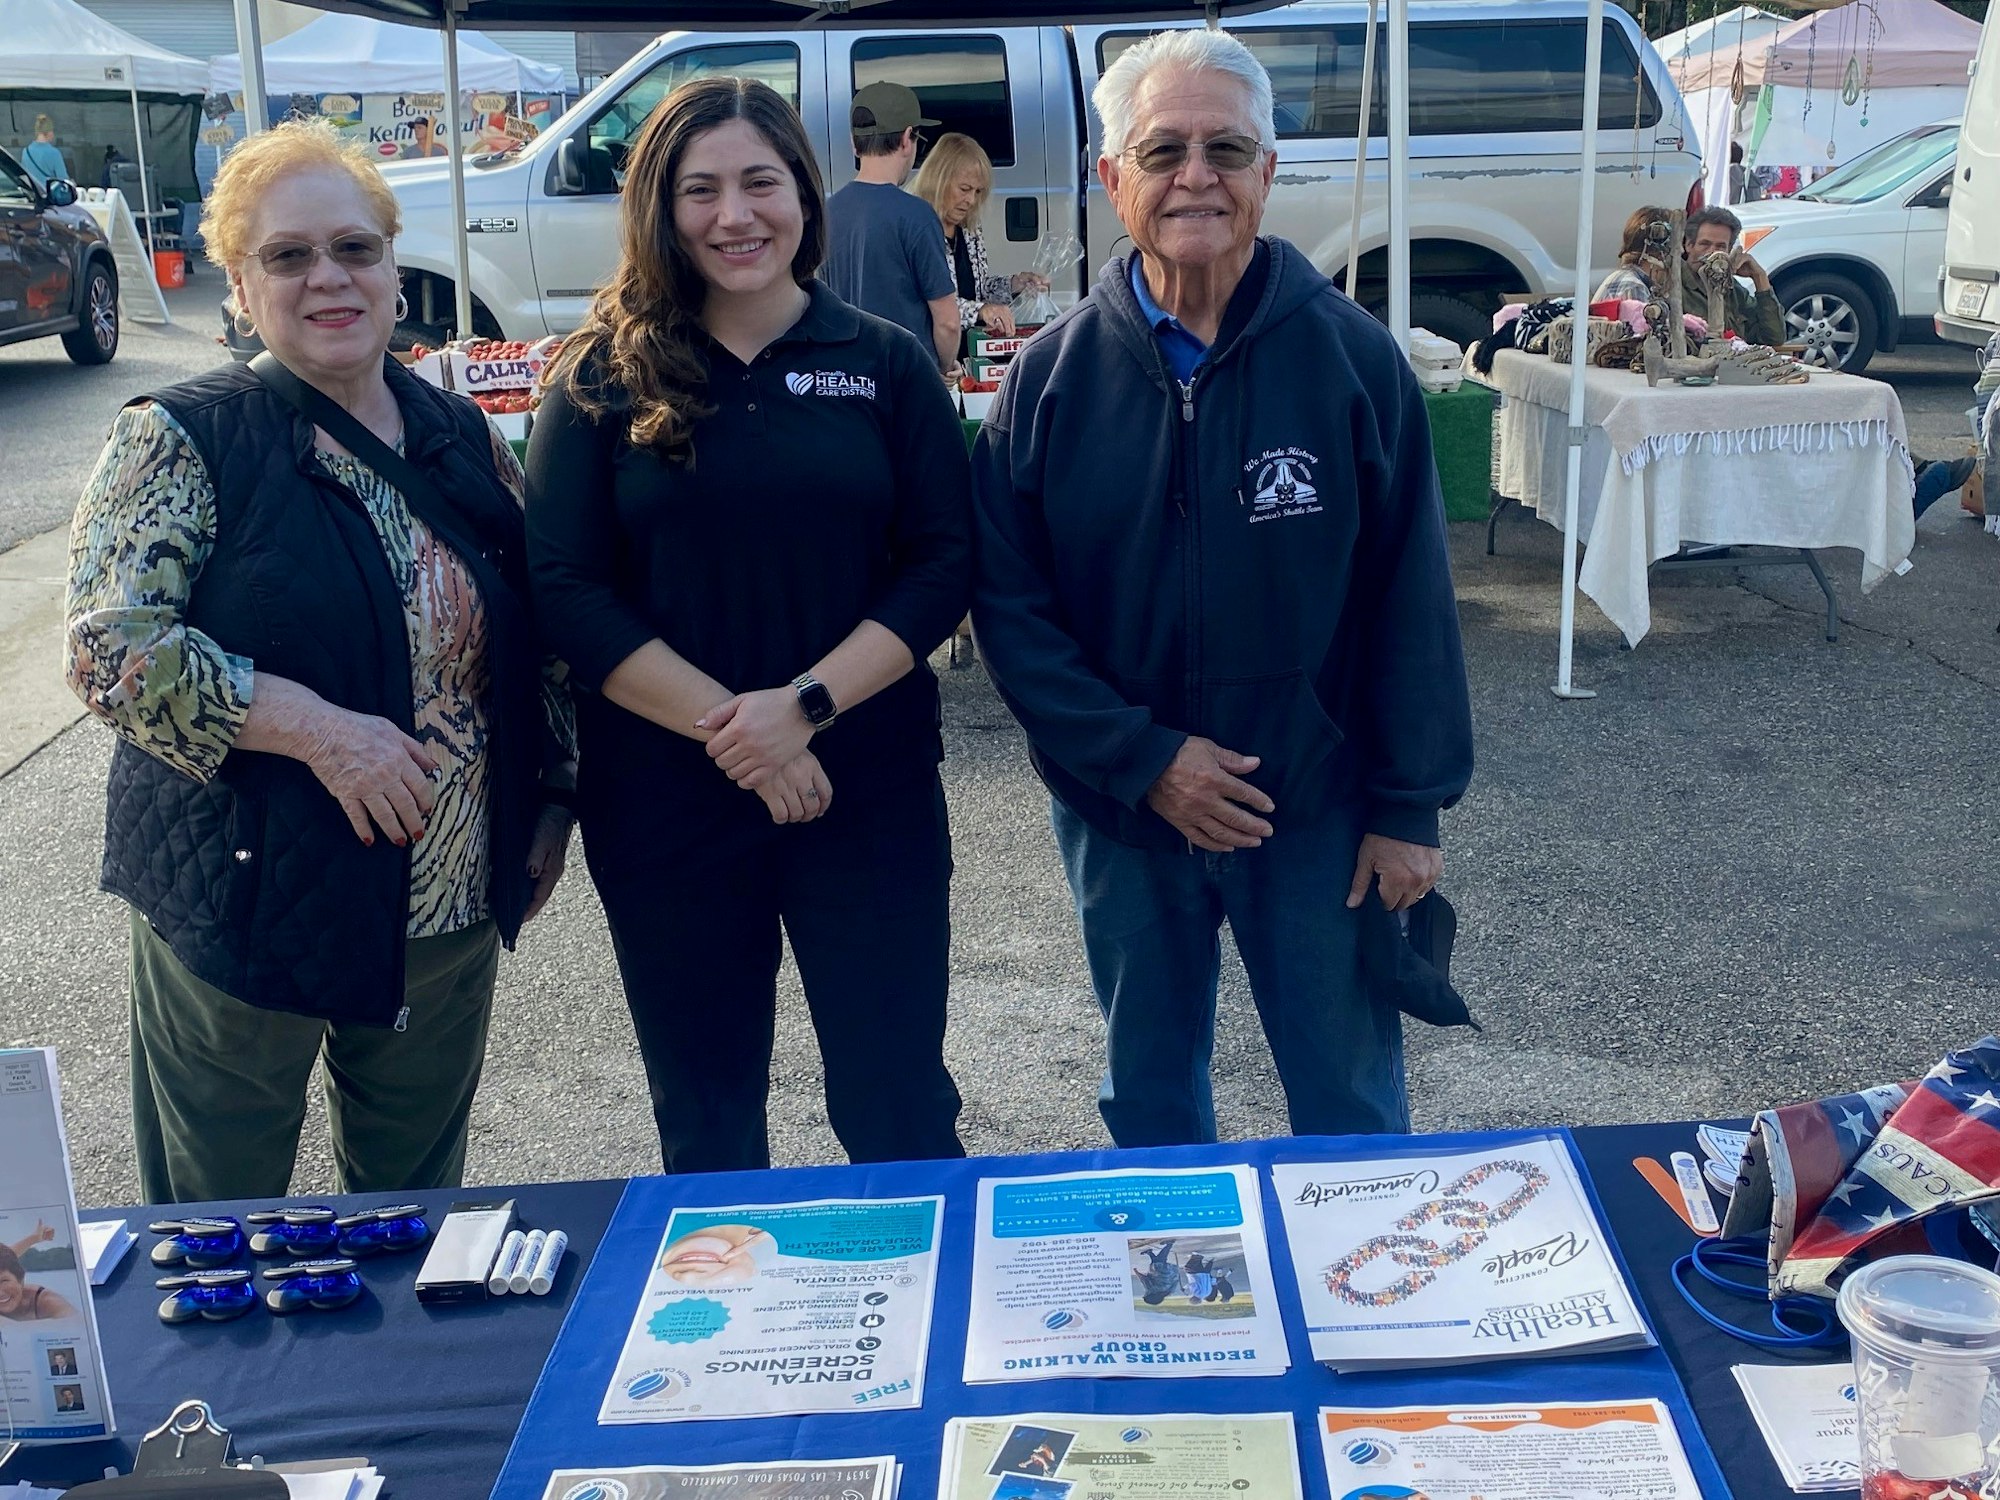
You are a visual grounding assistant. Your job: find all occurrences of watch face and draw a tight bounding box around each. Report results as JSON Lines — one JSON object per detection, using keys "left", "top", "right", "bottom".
{"left": 798, "top": 679, "right": 837, "bottom": 725}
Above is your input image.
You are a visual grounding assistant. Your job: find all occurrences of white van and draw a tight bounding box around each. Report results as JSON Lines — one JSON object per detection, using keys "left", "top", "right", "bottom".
{"left": 379, "top": 2, "right": 1702, "bottom": 352}
{"left": 1937, "top": 0, "right": 1999, "bottom": 350}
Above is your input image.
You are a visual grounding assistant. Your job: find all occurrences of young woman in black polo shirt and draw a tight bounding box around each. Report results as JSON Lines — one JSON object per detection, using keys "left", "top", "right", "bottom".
{"left": 526, "top": 77, "right": 971, "bottom": 1174}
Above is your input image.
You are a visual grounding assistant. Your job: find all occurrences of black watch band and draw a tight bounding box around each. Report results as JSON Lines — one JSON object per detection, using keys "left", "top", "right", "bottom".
{"left": 792, "top": 673, "right": 838, "bottom": 729}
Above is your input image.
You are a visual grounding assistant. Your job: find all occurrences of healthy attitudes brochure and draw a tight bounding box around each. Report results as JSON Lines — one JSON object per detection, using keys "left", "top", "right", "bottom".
{"left": 600, "top": 1196, "right": 943, "bottom": 1424}
{"left": 940, "top": 1412, "right": 1302, "bottom": 1500}
{"left": 964, "top": 1164, "right": 1289, "bottom": 1383}
{"left": 1272, "top": 1134, "right": 1650, "bottom": 1370}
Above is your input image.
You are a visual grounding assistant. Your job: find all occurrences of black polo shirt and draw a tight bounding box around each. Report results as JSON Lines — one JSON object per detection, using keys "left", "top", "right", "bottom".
{"left": 526, "top": 283, "right": 972, "bottom": 848}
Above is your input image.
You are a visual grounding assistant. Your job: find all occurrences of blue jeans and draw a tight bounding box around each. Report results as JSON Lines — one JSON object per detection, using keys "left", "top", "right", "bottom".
{"left": 1051, "top": 797, "right": 1409, "bottom": 1147}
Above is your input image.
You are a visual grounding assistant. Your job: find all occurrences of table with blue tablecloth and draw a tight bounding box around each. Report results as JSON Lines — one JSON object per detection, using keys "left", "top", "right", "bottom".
{"left": 5, "top": 1123, "right": 1843, "bottom": 1500}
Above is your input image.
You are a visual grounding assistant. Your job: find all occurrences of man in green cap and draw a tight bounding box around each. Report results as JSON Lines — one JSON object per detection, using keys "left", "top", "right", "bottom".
{"left": 824, "top": 81, "right": 960, "bottom": 373}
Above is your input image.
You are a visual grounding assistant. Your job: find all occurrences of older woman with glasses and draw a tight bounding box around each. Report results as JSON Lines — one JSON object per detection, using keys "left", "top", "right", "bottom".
{"left": 65, "top": 118, "right": 576, "bottom": 1204}
{"left": 911, "top": 132, "right": 1048, "bottom": 343}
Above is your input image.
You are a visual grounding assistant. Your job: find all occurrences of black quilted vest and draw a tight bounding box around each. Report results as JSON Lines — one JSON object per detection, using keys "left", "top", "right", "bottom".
{"left": 101, "top": 356, "right": 547, "bottom": 1026}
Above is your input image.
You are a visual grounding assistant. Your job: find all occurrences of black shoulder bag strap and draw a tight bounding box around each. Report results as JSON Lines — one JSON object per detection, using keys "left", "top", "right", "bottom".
{"left": 249, "top": 352, "right": 486, "bottom": 565}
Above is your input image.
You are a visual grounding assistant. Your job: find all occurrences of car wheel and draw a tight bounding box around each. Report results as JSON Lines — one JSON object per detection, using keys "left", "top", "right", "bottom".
{"left": 61, "top": 263, "right": 119, "bottom": 365}
{"left": 1774, "top": 273, "right": 1877, "bottom": 373}
{"left": 1409, "top": 292, "right": 1493, "bottom": 355}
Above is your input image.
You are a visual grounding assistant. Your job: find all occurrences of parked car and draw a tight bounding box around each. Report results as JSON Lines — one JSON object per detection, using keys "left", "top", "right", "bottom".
{"left": 1732, "top": 119, "right": 1957, "bottom": 374}
{"left": 0, "top": 146, "right": 118, "bottom": 365}
{"left": 1938, "top": 0, "right": 1999, "bottom": 352}
{"left": 375, "top": 0, "right": 1702, "bottom": 353}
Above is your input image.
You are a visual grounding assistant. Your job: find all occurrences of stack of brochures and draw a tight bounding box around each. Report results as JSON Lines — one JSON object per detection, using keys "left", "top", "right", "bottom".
{"left": 1320, "top": 1399, "right": 1704, "bottom": 1499}
{"left": 1733, "top": 1363, "right": 1864, "bottom": 1492}
{"left": 939, "top": 1413, "right": 1300, "bottom": 1500}
{"left": 541, "top": 1459, "right": 899, "bottom": 1499}
{"left": 963, "top": 1165, "right": 1290, "bottom": 1383}
{"left": 1273, "top": 1134, "right": 1652, "bottom": 1371}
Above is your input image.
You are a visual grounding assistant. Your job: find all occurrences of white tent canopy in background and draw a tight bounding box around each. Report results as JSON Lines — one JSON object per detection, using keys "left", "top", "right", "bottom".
{"left": 1657, "top": 4, "right": 1787, "bottom": 66}
{"left": 0, "top": 0, "right": 209, "bottom": 94}
{"left": 209, "top": 12, "right": 564, "bottom": 98}
{"left": 1676, "top": 0, "right": 1978, "bottom": 204}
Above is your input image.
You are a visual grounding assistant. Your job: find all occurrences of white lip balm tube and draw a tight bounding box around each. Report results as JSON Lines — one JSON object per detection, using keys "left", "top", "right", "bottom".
{"left": 487, "top": 1229, "right": 528, "bottom": 1295}
{"left": 509, "top": 1230, "right": 546, "bottom": 1294}
{"left": 528, "top": 1229, "right": 569, "bottom": 1296}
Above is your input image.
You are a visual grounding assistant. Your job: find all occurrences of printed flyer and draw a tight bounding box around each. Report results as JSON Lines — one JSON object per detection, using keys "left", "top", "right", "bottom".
{"left": 1732, "top": 1362, "right": 1861, "bottom": 1491}
{"left": 1319, "top": 1401, "right": 1704, "bottom": 1500}
{"left": 1272, "top": 1135, "right": 1650, "bottom": 1370}
{"left": 0, "top": 1048, "right": 114, "bottom": 1443}
{"left": 599, "top": 1196, "right": 943, "bottom": 1424}
{"left": 541, "top": 1457, "right": 898, "bottom": 1500}
{"left": 940, "top": 1412, "right": 1302, "bottom": 1500}
{"left": 964, "top": 1164, "right": 1288, "bottom": 1383}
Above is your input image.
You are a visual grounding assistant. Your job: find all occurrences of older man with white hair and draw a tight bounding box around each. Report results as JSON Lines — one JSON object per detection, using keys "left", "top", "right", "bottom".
{"left": 970, "top": 28, "right": 1473, "bottom": 1147}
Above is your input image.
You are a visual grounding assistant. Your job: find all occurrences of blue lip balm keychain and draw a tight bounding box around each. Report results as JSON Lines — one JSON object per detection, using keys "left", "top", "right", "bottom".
{"left": 149, "top": 1216, "right": 246, "bottom": 1269}
{"left": 263, "top": 1257, "right": 365, "bottom": 1315}
{"left": 335, "top": 1203, "right": 431, "bottom": 1258}
{"left": 247, "top": 1206, "right": 340, "bottom": 1258}
{"left": 156, "top": 1268, "right": 258, "bottom": 1324}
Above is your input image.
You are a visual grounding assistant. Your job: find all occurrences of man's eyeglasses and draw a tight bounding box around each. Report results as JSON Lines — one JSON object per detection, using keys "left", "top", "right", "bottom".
{"left": 1122, "top": 133, "right": 1265, "bottom": 176}
{"left": 250, "top": 232, "right": 388, "bottom": 276}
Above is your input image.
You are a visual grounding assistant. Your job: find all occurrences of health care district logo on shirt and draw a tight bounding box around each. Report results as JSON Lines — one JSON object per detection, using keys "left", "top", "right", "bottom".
{"left": 785, "top": 369, "right": 877, "bottom": 399}
{"left": 1243, "top": 446, "right": 1323, "bottom": 522}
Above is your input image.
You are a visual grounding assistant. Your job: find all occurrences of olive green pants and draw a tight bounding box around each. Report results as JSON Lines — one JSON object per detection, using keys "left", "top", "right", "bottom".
{"left": 128, "top": 911, "right": 500, "bottom": 1205}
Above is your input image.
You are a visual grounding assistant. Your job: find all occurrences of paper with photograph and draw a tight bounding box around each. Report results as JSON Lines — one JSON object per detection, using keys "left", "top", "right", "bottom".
{"left": 541, "top": 1457, "right": 898, "bottom": 1500}
{"left": 599, "top": 1196, "right": 943, "bottom": 1423}
{"left": 0, "top": 1048, "right": 114, "bottom": 1442}
{"left": 964, "top": 1165, "right": 1287, "bottom": 1383}
{"left": 1273, "top": 1135, "right": 1650, "bottom": 1370}
{"left": 1319, "top": 1400, "right": 1703, "bottom": 1499}
{"left": 938, "top": 1412, "right": 1301, "bottom": 1500}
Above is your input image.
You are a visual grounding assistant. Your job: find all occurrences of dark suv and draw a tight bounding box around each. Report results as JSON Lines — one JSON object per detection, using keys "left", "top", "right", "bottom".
{"left": 0, "top": 146, "right": 119, "bottom": 364}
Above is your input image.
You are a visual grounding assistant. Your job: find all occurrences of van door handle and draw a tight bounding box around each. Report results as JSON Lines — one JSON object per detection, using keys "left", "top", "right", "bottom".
{"left": 1005, "top": 197, "right": 1038, "bottom": 242}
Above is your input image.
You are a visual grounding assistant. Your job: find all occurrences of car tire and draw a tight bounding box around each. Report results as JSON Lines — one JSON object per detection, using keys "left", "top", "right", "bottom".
{"left": 1409, "top": 292, "right": 1493, "bottom": 355}
{"left": 1773, "top": 272, "right": 1878, "bottom": 374}
{"left": 61, "top": 263, "right": 119, "bottom": 366}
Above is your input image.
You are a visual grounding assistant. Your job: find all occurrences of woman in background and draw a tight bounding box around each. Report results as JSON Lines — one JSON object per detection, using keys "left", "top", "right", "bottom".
{"left": 911, "top": 132, "right": 1048, "bottom": 345}
{"left": 21, "top": 116, "right": 70, "bottom": 186}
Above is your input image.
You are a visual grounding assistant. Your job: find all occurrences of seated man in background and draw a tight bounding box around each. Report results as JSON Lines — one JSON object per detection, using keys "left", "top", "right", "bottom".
{"left": 1681, "top": 207, "right": 1785, "bottom": 347}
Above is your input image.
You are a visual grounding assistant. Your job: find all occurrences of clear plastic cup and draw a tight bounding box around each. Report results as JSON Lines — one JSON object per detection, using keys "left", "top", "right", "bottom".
{"left": 1836, "top": 1254, "right": 2000, "bottom": 1500}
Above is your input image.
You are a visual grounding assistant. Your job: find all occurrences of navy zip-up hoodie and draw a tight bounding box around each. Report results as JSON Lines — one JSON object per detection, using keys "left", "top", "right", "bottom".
{"left": 970, "top": 236, "right": 1473, "bottom": 853}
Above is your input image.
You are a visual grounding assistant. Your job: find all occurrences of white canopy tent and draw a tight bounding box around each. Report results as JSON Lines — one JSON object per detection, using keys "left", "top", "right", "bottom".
{"left": 0, "top": 0, "right": 207, "bottom": 254}
{"left": 209, "top": 12, "right": 565, "bottom": 99}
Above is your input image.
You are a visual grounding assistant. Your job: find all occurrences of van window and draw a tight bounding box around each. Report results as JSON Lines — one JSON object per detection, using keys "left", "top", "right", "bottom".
{"left": 0, "top": 157, "right": 35, "bottom": 209}
{"left": 851, "top": 36, "right": 1014, "bottom": 167}
{"left": 1098, "top": 19, "right": 1658, "bottom": 140}
{"left": 584, "top": 42, "right": 801, "bottom": 190}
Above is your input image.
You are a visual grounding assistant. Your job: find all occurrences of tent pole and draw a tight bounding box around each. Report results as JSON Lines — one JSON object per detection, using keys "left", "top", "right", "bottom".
{"left": 231, "top": 0, "right": 267, "bottom": 138}
{"left": 1385, "top": 0, "right": 1410, "bottom": 348}
{"left": 1344, "top": 0, "right": 1378, "bottom": 300}
{"left": 442, "top": 3, "right": 475, "bottom": 340}
{"left": 1554, "top": 0, "right": 1606, "bottom": 701}
{"left": 125, "top": 58, "right": 155, "bottom": 258}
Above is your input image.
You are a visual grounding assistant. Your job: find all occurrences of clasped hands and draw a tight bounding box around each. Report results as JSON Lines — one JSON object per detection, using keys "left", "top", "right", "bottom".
{"left": 1144, "top": 736, "right": 1441, "bottom": 909}
{"left": 697, "top": 686, "right": 830, "bottom": 825}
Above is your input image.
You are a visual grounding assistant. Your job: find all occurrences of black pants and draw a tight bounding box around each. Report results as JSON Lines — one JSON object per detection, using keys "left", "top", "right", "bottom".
{"left": 587, "top": 772, "right": 964, "bottom": 1174}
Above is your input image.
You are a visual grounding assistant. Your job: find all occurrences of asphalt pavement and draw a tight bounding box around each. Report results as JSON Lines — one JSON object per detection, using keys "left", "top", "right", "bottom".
{"left": 1, "top": 267, "right": 1993, "bottom": 1207}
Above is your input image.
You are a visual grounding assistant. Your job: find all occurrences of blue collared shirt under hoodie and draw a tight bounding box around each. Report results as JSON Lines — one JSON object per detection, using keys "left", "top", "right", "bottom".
{"left": 970, "top": 236, "right": 1473, "bottom": 853}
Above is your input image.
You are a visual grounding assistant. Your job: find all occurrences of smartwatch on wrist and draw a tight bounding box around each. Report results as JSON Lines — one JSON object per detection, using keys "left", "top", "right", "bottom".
{"left": 792, "top": 673, "right": 838, "bottom": 730}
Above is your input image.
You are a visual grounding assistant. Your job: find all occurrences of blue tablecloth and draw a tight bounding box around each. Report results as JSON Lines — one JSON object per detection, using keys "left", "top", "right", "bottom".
{"left": 492, "top": 1129, "right": 1726, "bottom": 1500}
{"left": 2, "top": 1124, "right": 1842, "bottom": 1500}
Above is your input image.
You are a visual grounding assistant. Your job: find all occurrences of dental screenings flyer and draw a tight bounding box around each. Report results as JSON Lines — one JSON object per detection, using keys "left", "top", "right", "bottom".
{"left": 963, "top": 1164, "right": 1288, "bottom": 1383}
{"left": 599, "top": 1196, "right": 943, "bottom": 1424}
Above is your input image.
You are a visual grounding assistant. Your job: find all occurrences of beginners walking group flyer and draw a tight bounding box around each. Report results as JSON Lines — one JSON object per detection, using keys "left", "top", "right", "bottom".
{"left": 599, "top": 1196, "right": 943, "bottom": 1424}
{"left": 963, "top": 1164, "right": 1288, "bottom": 1383}
{"left": 541, "top": 1458, "right": 900, "bottom": 1500}
{"left": 0, "top": 1048, "right": 114, "bottom": 1444}
{"left": 1319, "top": 1400, "right": 1704, "bottom": 1500}
{"left": 1273, "top": 1134, "right": 1650, "bottom": 1370}
{"left": 940, "top": 1413, "right": 1301, "bottom": 1500}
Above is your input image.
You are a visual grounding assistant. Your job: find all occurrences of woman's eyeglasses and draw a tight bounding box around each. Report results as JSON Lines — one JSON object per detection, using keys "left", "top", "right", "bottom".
{"left": 250, "top": 232, "right": 388, "bottom": 276}
{"left": 1122, "top": 133, "right": 1265, "bottom": 176}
